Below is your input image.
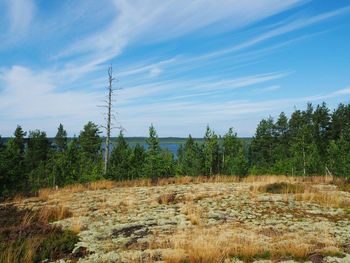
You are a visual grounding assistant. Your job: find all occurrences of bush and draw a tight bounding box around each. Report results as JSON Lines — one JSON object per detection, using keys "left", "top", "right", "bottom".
{"left": 261, "top": 182, "right": 305, "bottom": 194}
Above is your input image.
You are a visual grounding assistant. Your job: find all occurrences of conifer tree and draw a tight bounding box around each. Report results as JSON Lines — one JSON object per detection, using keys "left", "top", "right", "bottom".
{"left": 79, "top": 121, "right": 102, "bottom": 160}
{"left": 223, "top": 128, "right": 248, "bottom": 176}
{"left": 180, "top": 135, "right": 202, "bottom": 176}
{"left": 55, "top": 123, "right": 68, "bottom": 152}
{"left": 108, "top": 131, "right": 132, "bottom": 180}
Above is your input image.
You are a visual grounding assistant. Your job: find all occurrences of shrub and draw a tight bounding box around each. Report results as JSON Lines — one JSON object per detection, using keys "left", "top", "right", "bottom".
{"left": 260, "top": 182, "right": 305, "bottom": 194}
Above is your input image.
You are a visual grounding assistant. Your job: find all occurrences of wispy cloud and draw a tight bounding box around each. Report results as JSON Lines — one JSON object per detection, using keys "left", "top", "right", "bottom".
{"left": 0, "top": 1, "right": 349, "bottom": 136}
{"left": 0, "top": 66, "right": 103, "bottom": 135}
{"left": 6, "top": 0, "right": 35, "bottom": 33}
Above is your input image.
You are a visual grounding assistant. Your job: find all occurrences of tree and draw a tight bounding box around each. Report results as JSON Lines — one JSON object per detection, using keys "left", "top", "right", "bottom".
{"left": 312, "top": 102, "right": 330, "bottom": 162}
{"left": 144, "top": 125, "right": 162, "bottom": 180}
{"left": 108, "top": 131, "right": 132, "bottom": 180}
{"left": 223, "top": 128, "right": 248, "bottom": 176}
{"left": 1, "top": 126, "right": 28, "bottom": 194}
{"left": 130, "top": 144, "right": 146, "bottom": 180}
{"left": 14, "top": 125, "right": 26, "bottom": 154}
{"left": 179, "top": 135, "right": 202, "bottom": 176}
{"left": 26, "top": 130, "right": 51, "bottom": 190}
{"left": 202, "top": 126, "right": 221, "bottom": 175}
{"left": 144, "top": 125, "right": 175, "bottom": 180}
{"left": 79, "top": 121, "right": 102, "bottom": 159}
{"left": 26, "top": 130, "right": 51, "bottom": 170}
{"left": 101, "top": 66, "right": 121, "bottom": 174}
{"left": 55, "top": 124, "right": 68, "bottom": 152}
{"left": 328, "top": 128, "right": 350, "bottom": 179}
{"left": 272, "top": 112, "right": 291, "bottom": 174}
{"left": 330, "top": 103, "right": 350, "bottom": 140}
{"left": 249, "top": 117, "right": 275, "bottom": 173}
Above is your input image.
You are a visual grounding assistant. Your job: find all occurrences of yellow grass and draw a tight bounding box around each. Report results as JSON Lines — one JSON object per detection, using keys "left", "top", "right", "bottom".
{"left": 0, "top": 238, "right": 42, "bottom": 263}
{"left": 29, "top": 175, "right": 344, "bottom": 202}
{"left": 158, "top": 192, "right": 177, "bottom": 204}
{"left": 37, "top": 205, "right": 72, "bottom": 223}
{"left": 70, "top": 217, "right": 84, "bottom": 234}
{"left": 295, "top": 191, "right": 350, "bottom": 208}
{"left": 181, "top": 204, "right": 203, "bottom": 225}
{"left": 163, "top": 226, "right": 341, "bottom": 263}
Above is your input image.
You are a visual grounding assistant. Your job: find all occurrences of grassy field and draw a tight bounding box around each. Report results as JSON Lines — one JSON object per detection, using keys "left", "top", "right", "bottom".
{"left": 1, "top": 175, "right": 350, "bottom": 263}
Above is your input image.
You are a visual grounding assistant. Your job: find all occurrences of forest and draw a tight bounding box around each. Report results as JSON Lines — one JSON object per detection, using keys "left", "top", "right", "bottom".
{"left": 0, "top": 101, "right": 350, "bottom": 198}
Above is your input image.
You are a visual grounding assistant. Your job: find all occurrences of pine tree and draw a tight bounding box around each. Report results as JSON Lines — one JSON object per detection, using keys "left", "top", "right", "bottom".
{"left": 108, "top": 131, "right": 132, "bottom": 180}
{"left": 272, "top": 112, "right": 291, "bottom": 174}
{"left": 328, "top": 128, "right": 350, "bottom": 179}
{"left": 130, "top": 144, "right": 146, "bottom": 179}
{"left": 26, "top": 130, "right": 51, "bottom": 190}
{"left": 223, "top": 128, "right": 248, "bottom": 176}
{"left": 55, "top": 123, "right": 68, "bottom": 152}
{"left": 249, "top": 117, "right": 275, "bottom": 173}
{"left": 180, "top": 135, "right": 202, "bottom": 176}
{"left": 1, "top": 126, "right": 28, "bottom": 194}
{"left": 79, "top": 121, "right": 102, "bottom": 159}
{"left": 144, "top": 125, "right": 162, "bottom": 180}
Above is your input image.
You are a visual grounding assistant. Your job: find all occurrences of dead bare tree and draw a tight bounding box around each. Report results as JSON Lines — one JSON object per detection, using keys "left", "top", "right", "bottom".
{"left": 100, "top": 65, "right": 122, "bottom": 175}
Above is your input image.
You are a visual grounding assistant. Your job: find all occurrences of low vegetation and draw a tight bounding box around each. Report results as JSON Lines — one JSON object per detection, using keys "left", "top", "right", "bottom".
{"left": 259, "top": 182, "right": 305, "bottom": 194}
{"left": 1, "top": 175, "right": 348, "bottom": 262}
{"left": 0, "top": 205, "right": 79, "bottom": 263}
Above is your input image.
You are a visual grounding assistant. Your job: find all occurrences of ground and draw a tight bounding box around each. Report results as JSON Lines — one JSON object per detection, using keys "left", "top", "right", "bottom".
{"left": 5, "top": 176, "right": 350, "bottom": 263}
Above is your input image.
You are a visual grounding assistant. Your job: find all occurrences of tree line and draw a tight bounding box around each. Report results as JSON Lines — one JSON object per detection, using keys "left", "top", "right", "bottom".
{"left": 0, "top": 102, "right": 349, "bottom": 197}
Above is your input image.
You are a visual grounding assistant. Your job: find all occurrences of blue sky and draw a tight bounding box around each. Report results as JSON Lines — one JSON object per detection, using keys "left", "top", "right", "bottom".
{"left": 0, "top": 0, "right": 350, "bottom": 137}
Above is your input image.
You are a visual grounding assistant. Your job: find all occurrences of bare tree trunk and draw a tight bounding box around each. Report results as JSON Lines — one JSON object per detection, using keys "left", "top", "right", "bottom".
{"left": 104, "top": 66, "right": 114, "bottom": 175}
{"left": 302, "top": 135, "right": 306, "bottom": 176}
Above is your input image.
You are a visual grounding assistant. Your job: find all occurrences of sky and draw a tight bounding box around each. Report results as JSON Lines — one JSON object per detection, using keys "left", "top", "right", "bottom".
{"left": 0, "top": 0, "right": 350, "bottom": 137}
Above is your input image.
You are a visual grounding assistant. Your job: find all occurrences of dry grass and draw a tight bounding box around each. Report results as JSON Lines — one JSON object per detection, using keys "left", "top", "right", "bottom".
{"left": 70, "top": 217, "right": 84, "bottom": 234}
{"left": 0, "top": 237, "right": 42, "bottom": 263}
{"left": 258, "top": 182, "right": 305, "bottom": 194}
{"left": 181, "top": 204, "right": 203, "bottom": 225}
{"left": 163, "top": 226, "right": 341, "bottom": 263}
{"left": 158, "top": 192, "right": 177, "bottom": 205}
{"left": 28, "top": 175, "right": 345, "bottom": 203}
{"left": 295, "top": 191, "right": 350, "bottom": 208}
{"left": 88, "top": 180, "right": 115, "bottom": 191}
{"left": 37, "top": 205, "right": 72, "bottom": 223}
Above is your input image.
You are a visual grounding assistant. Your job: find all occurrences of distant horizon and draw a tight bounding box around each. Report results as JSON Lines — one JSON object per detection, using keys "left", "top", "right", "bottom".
{"left": 1, "top": 1, "right": 350, "bottom": 137}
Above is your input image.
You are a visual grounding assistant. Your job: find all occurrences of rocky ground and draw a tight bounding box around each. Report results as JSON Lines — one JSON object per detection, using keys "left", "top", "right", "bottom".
{"left": 10, "top": 179, "right": 350, "bottom": 263}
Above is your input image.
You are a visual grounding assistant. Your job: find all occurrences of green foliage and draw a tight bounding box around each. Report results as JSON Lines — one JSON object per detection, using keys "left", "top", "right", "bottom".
{"left": 79, "top": 121, "right": 101, "bottom": 159}
{"left": 108, "top": 131, "right": 133, "bottom": 180}
{"left": 144, "top": 125, "right": 175, "bottom": 180}
{"left": 223, "top": 128, "right": 248, "bottom": 176}
{"left": 1, "top": 102, "right": 350, "bottom": 197}
{"left": 202, "top": 126, "right": 221, "bottom": 175}
{"left": 55, "top": 123, "right": 67, "bottom": 152}
{"left": 177, "top": 135, "right": 202, "bottom": 176}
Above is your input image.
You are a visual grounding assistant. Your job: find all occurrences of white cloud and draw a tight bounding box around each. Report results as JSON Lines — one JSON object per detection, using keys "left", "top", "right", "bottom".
{"left": 55, "top": 0, "right": 304, "bottom": 76}
{"left": 0, "top": 66, "right": 104, "bottom": 135}
{"left": 254, "top": 85, "right": 281, "bottom": 93}
{"left": 332, "top": 87, "right": 350, "bottom": 95}
{"left": 148, "top": 67, "right": 162, "bottom": 78}
{"left": 6, "top": 0, "right": 35, "bottom": 33}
